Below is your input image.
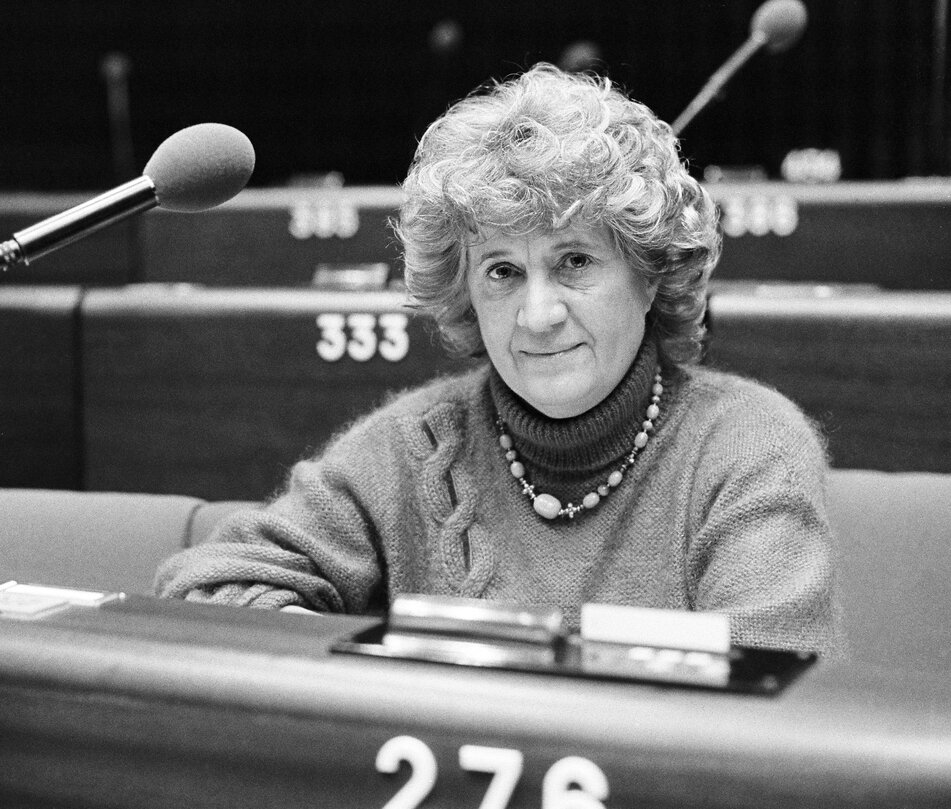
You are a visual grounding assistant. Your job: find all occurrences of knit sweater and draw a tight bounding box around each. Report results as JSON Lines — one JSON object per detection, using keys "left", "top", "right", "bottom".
{"left": 156, "top": 341, "right": 840, "bottom": 654}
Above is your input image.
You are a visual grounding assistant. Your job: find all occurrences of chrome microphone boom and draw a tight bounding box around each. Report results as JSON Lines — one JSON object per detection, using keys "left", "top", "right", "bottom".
{"left": 0, "top": 176, "right": 156, "bottom": 269}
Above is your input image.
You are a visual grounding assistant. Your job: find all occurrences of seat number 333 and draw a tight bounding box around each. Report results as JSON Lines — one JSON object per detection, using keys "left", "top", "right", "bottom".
{"left": 316, "top": 312, "right": 410, "bottom": 363}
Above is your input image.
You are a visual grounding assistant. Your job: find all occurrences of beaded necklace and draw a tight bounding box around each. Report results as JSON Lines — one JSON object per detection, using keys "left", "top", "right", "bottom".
{"left": 495, "top": 367, "right": 664, "bottom": 520}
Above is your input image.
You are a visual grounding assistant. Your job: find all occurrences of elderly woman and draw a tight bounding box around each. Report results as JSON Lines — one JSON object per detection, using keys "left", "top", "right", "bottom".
{"left": 157, "top": 64, "right": 838, "bottom": 654}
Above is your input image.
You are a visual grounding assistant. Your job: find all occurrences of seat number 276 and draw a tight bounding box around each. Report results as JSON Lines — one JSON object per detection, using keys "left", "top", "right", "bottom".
{"left": 377, "top": 735, "right": 610, "bottom": 809}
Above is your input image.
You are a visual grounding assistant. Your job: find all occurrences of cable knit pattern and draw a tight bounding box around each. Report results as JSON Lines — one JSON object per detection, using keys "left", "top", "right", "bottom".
{"left": 156, "top": 343, "right": 840, "bottom": 655}
{"left": 397, "top": 402, "right": 494, "bottom": 597}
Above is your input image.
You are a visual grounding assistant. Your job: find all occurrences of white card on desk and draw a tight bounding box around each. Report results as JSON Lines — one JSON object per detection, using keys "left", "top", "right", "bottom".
{"left": 0, "top": 581, "right": 122, "bottom": 620}
{"left": 580, "top": 603, "right": 730, "bottom": 654}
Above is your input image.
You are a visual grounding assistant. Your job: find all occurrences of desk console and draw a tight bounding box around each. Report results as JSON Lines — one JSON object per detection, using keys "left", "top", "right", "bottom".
{"left": 1, "top": 593, "right": 950, "bottom": 808}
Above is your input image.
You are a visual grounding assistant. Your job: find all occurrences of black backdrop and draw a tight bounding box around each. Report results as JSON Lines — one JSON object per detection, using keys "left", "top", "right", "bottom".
{"left": 0, "top": 0, "right": 944, "bottom": 190}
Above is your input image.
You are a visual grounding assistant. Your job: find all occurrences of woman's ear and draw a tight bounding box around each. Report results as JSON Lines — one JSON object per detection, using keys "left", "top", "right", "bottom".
{"left": 644, "top": 275, "right": 660, "bottom": 307}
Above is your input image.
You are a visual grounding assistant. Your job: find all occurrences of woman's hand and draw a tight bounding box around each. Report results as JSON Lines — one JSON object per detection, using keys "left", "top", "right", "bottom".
{"left": 280, "top": 604, "right": 321, "bottom": 616}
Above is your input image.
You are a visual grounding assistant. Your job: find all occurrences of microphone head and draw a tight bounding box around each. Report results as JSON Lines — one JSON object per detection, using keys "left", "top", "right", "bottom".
{"left": 143, "top": 123, "right": 255, "bottom": 212}
{"left": 751, "top": 0, "right": 808, "bottom": 53}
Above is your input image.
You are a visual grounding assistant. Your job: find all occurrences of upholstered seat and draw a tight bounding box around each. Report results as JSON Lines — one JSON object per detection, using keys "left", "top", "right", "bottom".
{"left": 3, "top": 468, "right": 950, "bottom": 674}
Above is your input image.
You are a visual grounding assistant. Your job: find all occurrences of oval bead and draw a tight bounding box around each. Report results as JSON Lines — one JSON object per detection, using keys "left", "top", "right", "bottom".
{"left": 608, "top": 470, "right": 624, "bottom": 487}
{"left": 582, "top": 492, "right": 601, "bottom": 509}
{"left": 634, "top": 431, "right": 649, "bottom": 449}
{"left": 533, "top": 493, "right": 563, "bottom": 519}
{"left": 646, "top": 404, "right": 660, "bottom": 420}
{"left": 510, "top": 461, "right": 525, "bottom": 478}
{"left": 652, "top": 382, "right": 664, "bottom": 396}
{"left": 499, "top": 434, "right": 513, "bottom": 450}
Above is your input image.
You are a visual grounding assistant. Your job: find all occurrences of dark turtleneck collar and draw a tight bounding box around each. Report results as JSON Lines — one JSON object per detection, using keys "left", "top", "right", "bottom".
{"left": 488, "top": 337, "right": 664, "bottom": 484}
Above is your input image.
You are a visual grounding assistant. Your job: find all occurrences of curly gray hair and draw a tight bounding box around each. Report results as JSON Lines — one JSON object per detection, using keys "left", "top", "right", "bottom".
{"left": 395, "top": 63, "right": 721, "bottom": 364}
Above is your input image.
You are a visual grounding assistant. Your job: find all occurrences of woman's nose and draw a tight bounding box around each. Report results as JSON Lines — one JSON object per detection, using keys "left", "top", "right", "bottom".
{"left": 516, "top": 277, "right": 568, "bottom": 331}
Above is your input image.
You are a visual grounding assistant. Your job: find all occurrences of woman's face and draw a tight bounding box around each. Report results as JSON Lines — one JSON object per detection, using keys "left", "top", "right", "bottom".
{"left": 467, "top": 223, "right": 655, "bottom": 419}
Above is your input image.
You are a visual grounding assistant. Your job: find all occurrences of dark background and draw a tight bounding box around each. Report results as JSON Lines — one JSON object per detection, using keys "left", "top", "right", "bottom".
{"left": 0, "top": 0, "right": 945, "bottom": 190}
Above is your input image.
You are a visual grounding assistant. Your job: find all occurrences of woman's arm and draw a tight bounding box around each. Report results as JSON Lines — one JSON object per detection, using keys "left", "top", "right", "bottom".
{"left": 154, "top": 417, "right": 399, "bottom": 614}
{"left": 684, "top": 385, "right": 841, "bottom": 655}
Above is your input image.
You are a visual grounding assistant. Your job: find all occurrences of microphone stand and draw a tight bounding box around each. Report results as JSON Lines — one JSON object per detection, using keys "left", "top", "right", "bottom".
{"left": 0, "top": 177, "right": 156, "bottom": 271}
{"left": 931, "top": 0, "right": 949, "bottom": 175}
{"left": 671, "top": 31, "right": 768, "bottom": 136}
{"left": 100, "top": 52, "right": 145, "bottom": 283}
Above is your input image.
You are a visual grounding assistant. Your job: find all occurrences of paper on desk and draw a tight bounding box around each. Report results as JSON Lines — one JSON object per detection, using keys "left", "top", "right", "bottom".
{"left": 580, "top": 603, "right": 730, "bottom": 654}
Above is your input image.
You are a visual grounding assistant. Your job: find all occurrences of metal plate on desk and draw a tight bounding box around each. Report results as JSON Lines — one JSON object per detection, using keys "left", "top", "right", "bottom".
{"left": 331, "top": 622, "right": 816, "bottom": 695}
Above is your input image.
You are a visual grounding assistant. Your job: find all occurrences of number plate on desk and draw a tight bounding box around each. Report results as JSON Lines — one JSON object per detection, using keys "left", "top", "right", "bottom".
{"left": 371, "top": 735, "right": 611, "bottom": 809}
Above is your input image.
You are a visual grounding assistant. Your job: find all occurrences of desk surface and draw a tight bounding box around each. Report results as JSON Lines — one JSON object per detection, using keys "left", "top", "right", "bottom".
{"left": 1, "top": 595, "right": 950, "bottom": 808}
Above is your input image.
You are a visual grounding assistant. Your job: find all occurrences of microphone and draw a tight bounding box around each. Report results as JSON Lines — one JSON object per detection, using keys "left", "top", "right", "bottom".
{"left": 670, "top": 0, "right": 808, "bottom": 136}
{"left": 0, "top": 123, "right": 255, "bottom": 271}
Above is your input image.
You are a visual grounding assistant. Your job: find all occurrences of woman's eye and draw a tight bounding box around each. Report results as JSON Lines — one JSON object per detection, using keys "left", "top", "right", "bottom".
{"left": 562, "top": 253, "right": 592, "bottom": 272}
{"left": 486, "top": 263, "right": 517, "bottom": 281}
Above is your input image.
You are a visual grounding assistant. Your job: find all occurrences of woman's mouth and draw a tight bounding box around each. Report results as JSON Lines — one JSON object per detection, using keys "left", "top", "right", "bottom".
{"left": 520, "top": 343, "right": 583, "bottom": 358}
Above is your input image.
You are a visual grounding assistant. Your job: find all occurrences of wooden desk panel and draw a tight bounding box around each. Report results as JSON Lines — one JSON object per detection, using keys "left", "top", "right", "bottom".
{"left": 81, "top": 286, "right": 474, "bottom": 500}
{"left": 710, "top": 181, "right": 951, "bottom": 290}
{"left": 1, "top": 596, "right": 950, "bottom": 808}
{"left": 4, "top": 182, "right": 951, "bottom": 290}
{"left": 705, "top": 284, "right": 951, "bottom": 472}
{"left": 136, "top": 182, "right": 951, "bottom": 289}
{"left": 79, "top": 283, "right": 948, "bottom": 500}
{"left": 141, "top": 186, "right": 402, "bottom": 287}
{"left": 0, "top": 286, "right": 82, "bottom": 489}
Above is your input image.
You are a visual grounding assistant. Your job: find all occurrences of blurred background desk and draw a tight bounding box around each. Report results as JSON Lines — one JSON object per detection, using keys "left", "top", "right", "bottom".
{"left": 0, "top": 286, "right": 83, "bottom": 489}
{"left": 705, "top": 283, "right": 951, "bottom": 473}
{"left": 1, "top": 595, "right": 950, "bottom": 808}
{"left": 79, "top": 286, "right": 474, "bottom": 500}
{"left": 138, "top": 181, "right": 951, "bottom": 290}
{"left": 2, "top": 181, "right": 951, "bottom": 289}
{"left": 1, "top": 282, "right": 949, "bottom": 499}
{"left": 2, "top": 180, "right": 950, "bottom": 497}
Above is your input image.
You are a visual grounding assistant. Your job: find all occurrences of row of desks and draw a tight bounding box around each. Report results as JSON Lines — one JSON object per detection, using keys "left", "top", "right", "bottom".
{"left": 1, "top": 594, "right": 950, "bottom": 808}
{"left": 2, "top": 181, "right": 951, "bottom": 289}
{"left": 3, "top": 282, "right": 949, "bottom": 500}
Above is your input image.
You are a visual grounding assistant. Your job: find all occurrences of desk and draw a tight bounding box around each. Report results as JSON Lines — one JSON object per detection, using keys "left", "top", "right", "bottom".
{"left": 0, "top": 193, "right": 136, "bottom": 285}
{"left": 708, "top": 180, "right": 951, "bottom": 290}
{"left": 3, "top": 181, "right": 951, "bottom": 289}
{"left": 138, "top": 182, "right": 951, "bottom": 290}
{"left": 706, "top": 283, "right": 951, "bottom": 472}
{"left": 81, "top": 286, "right": 474, "bottom": 500}
{"left": 142, "top": 186, "right": 403, "bottom": 287}
{"left": 0, "top": 286, "right": 82, "bottom": 489}
{"left": 1, "top": 596, "right": 950, "bottom": 808}
{"left": 2, "top": 282, "right": 947, "bottom": 495}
